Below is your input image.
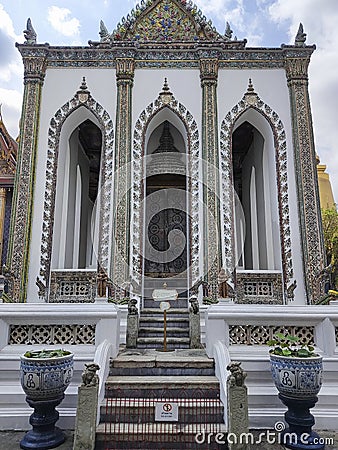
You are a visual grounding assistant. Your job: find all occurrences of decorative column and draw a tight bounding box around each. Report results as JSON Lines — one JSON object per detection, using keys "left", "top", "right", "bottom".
{"left": 199, "top": 58, "right": 221, "bottom": 301}
{"left": 7, "top": 45, "right": 48, "bottom": 302}
{"left": 110, "top": 57, "right": 135, "bottom": 298}
{"left": 284, "top": 46, "right": 325, "bottom": 303}
{"left": 0, "top": 188, "right": 7, "bottom": 266}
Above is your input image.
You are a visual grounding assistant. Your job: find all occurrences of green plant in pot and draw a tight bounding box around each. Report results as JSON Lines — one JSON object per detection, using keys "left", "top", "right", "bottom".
{"left": 268, "top": 332, "right": 324, "bottom": 450}
{"left": 20, "top": 348, "right": 74, "bottom": 450}
{"left": 268, "top": 332, "right": 322, "bottom": 397}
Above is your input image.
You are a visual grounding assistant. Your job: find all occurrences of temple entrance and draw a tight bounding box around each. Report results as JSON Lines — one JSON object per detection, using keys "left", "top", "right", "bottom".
{"left": 142, "top": 120, "right": 189, "bottom": 298}
{"left": 144, "top": 174, "right": 187, "bottom": 276}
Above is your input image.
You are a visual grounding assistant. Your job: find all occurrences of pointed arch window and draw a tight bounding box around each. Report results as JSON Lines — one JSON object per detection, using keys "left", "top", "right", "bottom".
{"left": 51, "top": 115, "right": 102, "bottom": 270}
{"left": 232, "top": 118, "right": 281, "bottom": 271}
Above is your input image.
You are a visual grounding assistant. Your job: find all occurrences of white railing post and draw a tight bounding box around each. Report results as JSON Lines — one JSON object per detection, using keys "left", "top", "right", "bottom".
{"left": 315, "top": 318, "right": 336, "bottom": 356}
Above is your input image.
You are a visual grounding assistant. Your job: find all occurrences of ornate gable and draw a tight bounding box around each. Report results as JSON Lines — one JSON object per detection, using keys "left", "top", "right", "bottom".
{"left": 112, "top": 0, "right": 223, "bottom": 42}
{"left": 0, "top": 113, "right": 17, "bottom": 180}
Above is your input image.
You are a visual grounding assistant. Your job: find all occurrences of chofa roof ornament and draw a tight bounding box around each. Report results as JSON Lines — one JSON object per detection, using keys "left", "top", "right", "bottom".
{"left": 23, "top": 18, "right": 37, "bottom": 45}
{"left": 295, "top": 23, "right": 307, "bottom": 47}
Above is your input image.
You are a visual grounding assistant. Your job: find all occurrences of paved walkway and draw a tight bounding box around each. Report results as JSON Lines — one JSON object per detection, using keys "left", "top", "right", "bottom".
{"left": 1, "top": 429, "right": 337, "bottom": 449}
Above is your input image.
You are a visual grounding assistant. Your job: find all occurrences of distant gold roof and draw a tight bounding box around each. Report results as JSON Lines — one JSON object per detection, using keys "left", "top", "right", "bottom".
{"left": 317, "top": 155, "right": 335, "bottom": 209}
{"left": 0, "top": 109, "right": 17, "bottom": 184}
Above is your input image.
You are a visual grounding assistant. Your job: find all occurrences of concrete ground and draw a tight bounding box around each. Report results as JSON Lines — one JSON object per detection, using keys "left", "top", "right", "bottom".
{"left": 0, "top": 430, "right": 74, "bottom": 450}
{"left": 0, "top": 429, "right": 337, "bottom": 449}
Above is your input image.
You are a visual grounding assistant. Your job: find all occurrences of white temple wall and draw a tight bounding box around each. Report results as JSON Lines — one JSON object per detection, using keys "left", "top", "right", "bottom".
{"left": 26, "top": 68, "right": 117, "bottom": 301}
{"left": 26, "top": 65, "right": 306, "bottom": 303}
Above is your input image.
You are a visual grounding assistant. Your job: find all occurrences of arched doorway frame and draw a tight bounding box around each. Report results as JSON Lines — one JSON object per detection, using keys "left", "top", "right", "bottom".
{"left": 132, "top": 83, "right": 200, "bottom": 292}
{"left": 220, "top": 80, "right": 294, "bottom": 300}
{"left": 39, "top": 79, "right": 114, "bottom": 299}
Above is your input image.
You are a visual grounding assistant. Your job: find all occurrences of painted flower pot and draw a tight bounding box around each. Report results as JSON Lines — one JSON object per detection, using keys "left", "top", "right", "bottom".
{"left": 20, "top": 352, "right": 74, "bottom": 400}
{"left": 270, "top": 354, "right": 323, "bottom": 398}
{"left": 270, "top": 354, "right": 324, "bottom": 449}
{"left": 19, "top": 351, "right": 74, "bottom": 450}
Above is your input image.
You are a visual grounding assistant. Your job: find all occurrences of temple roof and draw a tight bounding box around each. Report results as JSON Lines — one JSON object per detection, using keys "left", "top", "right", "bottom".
{"left": 0, "top": 109, "right": 17, "bottom": 183}
{"left": 111, "top": 0, "right": 224, "bottom": 42}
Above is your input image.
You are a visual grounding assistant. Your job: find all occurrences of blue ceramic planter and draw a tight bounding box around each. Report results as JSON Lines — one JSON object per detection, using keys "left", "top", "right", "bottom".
{"left": 270, "top": 354, "right": 324, "bottom": 450}
{"left": 20, "top": 352, "right": 74, "bottom": 449}
{"left": 270, "top": 354, "right": 322, "bottom": 398}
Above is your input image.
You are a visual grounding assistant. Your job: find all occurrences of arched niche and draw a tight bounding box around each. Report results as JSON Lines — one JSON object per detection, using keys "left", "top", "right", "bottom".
{"left": 232, "top": 112, "right": 282, "bottom": 271}
{"left": 51, "top": 109, "right": 103, "bottom": 270}
{"left": 39, "top": 81, "right": 114, "bottom": 299}
{"left": 132, "top": 88, "right": 200, "bottom": 294}
{"left": 220, "top": 82, "right": 294, "bottom": 300}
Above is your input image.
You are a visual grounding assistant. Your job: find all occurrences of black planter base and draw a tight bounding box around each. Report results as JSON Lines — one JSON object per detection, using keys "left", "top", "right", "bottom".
{"left": 20, "top": 427, "right": 65, "bottom": 450}
{"left": 20, "top": 395, "right": 66, "bottom": 450}
{"left": 279, "top": 393, "right": 325, "bottom": 450}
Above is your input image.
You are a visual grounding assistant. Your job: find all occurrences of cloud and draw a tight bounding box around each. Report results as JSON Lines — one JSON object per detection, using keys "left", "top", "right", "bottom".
{"left": 47, "top": 6, "right": 80, "bottom": 37}
{"left": 194, "top": 0, "right": 265, "bottom": 45}
{"left": 0, "top": 88, "right": 23, "bottom": 137}
{"left": 0, "top": 4, "right": 23, "bottom": 82}
{"left": 268, "top": 0, "right": 338, "bottom": 200}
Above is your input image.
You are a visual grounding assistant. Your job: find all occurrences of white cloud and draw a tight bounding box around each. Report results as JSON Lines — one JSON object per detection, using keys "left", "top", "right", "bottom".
{"left": 0, "top": 4, "right": 21, "bottom": 40}
{"left": 0, "top": 88, "right": 23, "bottom": 137}
{"left": 0, "top": 4, "right": 23, "bottom": 97}
{"left": 194, "top": 0, "right": 264, "bottom": 45}
{"left": 269, "top": 0, "right": 338, "bottom": 201}
{"left": 47, "top": 6, "right": 80, "bottom": 37}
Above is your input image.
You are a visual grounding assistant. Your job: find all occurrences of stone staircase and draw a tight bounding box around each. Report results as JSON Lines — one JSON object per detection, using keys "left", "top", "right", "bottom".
{"left": 95, "top": 349, "right": 226, "bottom": 449}
{"left": 137, "top": 302, "right": 190, "bottom": 350}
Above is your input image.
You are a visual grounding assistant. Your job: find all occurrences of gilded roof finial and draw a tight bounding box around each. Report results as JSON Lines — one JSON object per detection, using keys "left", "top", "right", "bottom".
{"left": 295, "top": 23, "right": 306, "bottom": 46}
{"left": 247, "top": 78, "right": 255, "bottom": 94}
{"left": 159, "top": 78, "right": 173, "bottom": 104}
{"left": 163, "top": 78, "right": 170, "bottom": 93}
{"left": 80, "top": 77, "right": 88, "bottom": 91}
{"left": 244, "top": 78, "right": 258, "bottom": 105}
{"left": 77, "top": 77, "right": 90, "bottom": 103}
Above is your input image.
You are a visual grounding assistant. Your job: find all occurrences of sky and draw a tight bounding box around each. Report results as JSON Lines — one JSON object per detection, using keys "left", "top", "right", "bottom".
{"left": 0, "top": 0, "right": 337, "bottom": 200}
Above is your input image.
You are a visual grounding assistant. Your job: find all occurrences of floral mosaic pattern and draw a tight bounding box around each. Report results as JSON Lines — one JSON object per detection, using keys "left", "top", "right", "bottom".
{"left": 112, "top": 0, "right": 223, "bottom": 42}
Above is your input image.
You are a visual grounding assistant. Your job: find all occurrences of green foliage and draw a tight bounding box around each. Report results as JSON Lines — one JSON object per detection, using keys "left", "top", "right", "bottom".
{"left": 202, "top": 297, "right": 219, "bottom": 305}
{"left": 322, "top": 207, "right": 338, "bottom": 289}
{"left": 108, "top": 297, "right": 129, "bottom": 305}
{"left": 24, "top": 349, "right": 72, "bottom": 358}
{"left": 267, "top": 332, "right": 318, "bottom": 358}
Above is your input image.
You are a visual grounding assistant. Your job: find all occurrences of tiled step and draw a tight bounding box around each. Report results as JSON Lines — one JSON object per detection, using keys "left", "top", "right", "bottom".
{"left": 143, "top": 298, "right": 188, "bottom": 308}
{"left": 138, "top": 326, "right": 189, "bottom": 338}
{"left": 139, "top": 316, "right": 189, "bottom": 328}
{"left": 110, "top": 352, "right": 214, "bottom": 376}
{"left": 96, "top": 422, "right": 227, "bottom": 449}
{"left": 137, "top": 336, "right": 190, "bottom": 349}
{"left": 99, "top": 398, "right": 224, "bottom": 423}
{"left": 105, "top": 375, "right": 220, "bottom": 398}
{"left": 141, "top": 308, "right": 189, "bottom": 315}
{"left": 110, "top": 349, "right": 215, "bottom": 374}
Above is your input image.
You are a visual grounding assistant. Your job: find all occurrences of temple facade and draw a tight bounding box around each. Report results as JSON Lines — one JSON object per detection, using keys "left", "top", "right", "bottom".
{"left": 6, "top": 0, "right": 326, "bottom": 307}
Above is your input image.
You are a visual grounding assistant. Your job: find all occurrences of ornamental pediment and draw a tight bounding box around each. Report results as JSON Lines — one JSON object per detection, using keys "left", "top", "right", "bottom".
{"left": 113, "top": 0, "right": 222, "bottom": 42}
{"left": 95, "top": 0, "right": 226, "bottom": 44}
